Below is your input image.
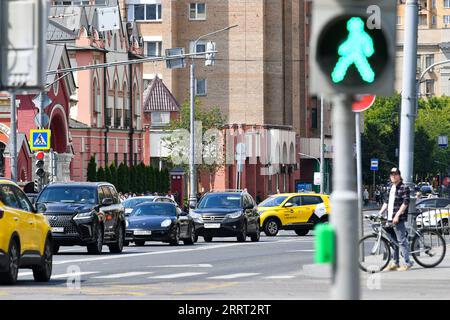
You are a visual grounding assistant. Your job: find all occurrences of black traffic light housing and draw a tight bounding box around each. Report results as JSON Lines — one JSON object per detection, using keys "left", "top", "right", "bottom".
{"left": 35, "top": 151, "right": 45, "bottom": 178}
{"left": 309, "top": 0, "right": 396, "bottom": 96}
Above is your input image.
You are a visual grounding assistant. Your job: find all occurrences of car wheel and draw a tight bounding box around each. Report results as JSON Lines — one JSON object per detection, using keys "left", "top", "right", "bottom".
{"left": 264, "top": 218, "right": 280, "bottom": 237}
{"left": 251, "top": 224, "right": 261, "bottom": 242}
{"left": 184, "top": 224, "right": 196, "bottom": 245}
{"left": 295, "top": 229, "right": 309, "bottom": 236}
{"left": 170, "top": 226, "right": 180, "bottom": 246}
{"left": 204, "top": 236, "right": 213, "bottom": 243}
{"left": 87, "top": 224, "right": 103, "bottom": 254}
{"left": 124, "top": 241, "right": 130, "bottom": 247}
{"left": 194, "top": 234, "right": 199, "bottom": 243}
{"left": 237, "top": 222, "right": 247, "bottom": 242}
{"left": 33, "top": 239, "right": 52, "bottom": 282}
{"left": 108, "top": 225, "right": 124, "bottom": 253}
{"left": 52, "top": 244, "right": 60, "bottom": 254}
{"left": 135, "top": 240, "right": 146, "bottom": 246}
{"left": 0, "top": 239, "right": 19, "bottom": 285}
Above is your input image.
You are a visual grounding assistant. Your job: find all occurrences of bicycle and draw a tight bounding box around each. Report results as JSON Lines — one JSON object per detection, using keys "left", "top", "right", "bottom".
{"left": 359, "top": 214, "right": 446, "bottom": 273}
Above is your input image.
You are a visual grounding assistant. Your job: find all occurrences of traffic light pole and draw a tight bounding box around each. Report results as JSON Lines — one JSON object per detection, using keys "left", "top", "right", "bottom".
{"left": 399, "top": 0, "right": 418, "bottom": 224}
{"left": 10, "top": 91, "right": 17, "bottom": 182}
{"left": 331, "top": 94, "right": 359, "bottom": 300}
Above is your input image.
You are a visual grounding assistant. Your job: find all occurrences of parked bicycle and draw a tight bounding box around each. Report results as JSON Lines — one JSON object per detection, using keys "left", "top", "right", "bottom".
{"left": 359, "top": 214, "right": 446, "bottom": 273}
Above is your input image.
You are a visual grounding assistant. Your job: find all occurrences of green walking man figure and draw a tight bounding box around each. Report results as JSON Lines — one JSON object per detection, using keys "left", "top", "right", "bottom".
{"left": 331, "top": 17, "right": 375, "bottom": 84}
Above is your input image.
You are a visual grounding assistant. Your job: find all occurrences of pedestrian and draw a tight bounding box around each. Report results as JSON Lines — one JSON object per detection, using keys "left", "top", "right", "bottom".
{"left": 378, "top": 167, "right": 413, "bottom": 271}
{"left": 375, "top": 188, "right": 381, "bottom": 206}
{"left": 197, "top": 192, "right": 202, "bottom": 203}
{"left": 167, "top": 190, "right": 175, "bottom": 202}
{"left": 363, "top": 188, "right": 369, "bottom": 206}
{"left": 256, "top": 191, "right": 262, "bottom": 204}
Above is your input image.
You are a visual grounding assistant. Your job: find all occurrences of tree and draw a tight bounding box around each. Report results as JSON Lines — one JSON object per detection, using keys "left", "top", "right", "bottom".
{"left": 110, "top": 163, "right": 118, "bottom": 188}
{"left": 129, "top": 165, "right": 137, "bottom": 193}
{"left": 87, "top": 156, "right": 97, "bottom": 182}
{"left": 104, "top": 165, "right": 112, "bottom": 184}
{"left": 163, "top": 97, "right": 227, "bottom": 190}
{"left": 97, "top": 167, "right": 105, "bottom": 182}
{"left": 117, "top": 163, "right": 128, "bottom": 193}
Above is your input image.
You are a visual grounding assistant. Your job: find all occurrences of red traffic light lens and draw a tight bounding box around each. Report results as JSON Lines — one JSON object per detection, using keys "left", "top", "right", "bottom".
{"left": 36, "top": 151, "right": 45, "bottom": 160}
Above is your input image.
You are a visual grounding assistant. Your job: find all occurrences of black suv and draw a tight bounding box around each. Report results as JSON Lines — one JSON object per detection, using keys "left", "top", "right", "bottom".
{"left": 36, "top": 182, "right": 125, "bottom": 254}
{"left": 189, "top": 191, "right": 260, "bottom": 242}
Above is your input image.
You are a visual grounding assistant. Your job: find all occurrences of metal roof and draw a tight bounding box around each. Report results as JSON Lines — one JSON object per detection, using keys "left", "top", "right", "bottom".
{"left": 143, "top": 76, "right": 180, "bottom": 113}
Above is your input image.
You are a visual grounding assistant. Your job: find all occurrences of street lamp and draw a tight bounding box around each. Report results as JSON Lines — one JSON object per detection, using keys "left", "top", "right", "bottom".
{"left": 298, "top": 152, "right": 322, "bottom": 193}
{"left": 188, "top": 25, "right": 238, "bottom": 209}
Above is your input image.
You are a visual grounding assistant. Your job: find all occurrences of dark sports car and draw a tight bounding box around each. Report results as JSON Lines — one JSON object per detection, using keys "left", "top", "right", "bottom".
{"left": 125, "top": 202, "right": 196, "bottom": 246}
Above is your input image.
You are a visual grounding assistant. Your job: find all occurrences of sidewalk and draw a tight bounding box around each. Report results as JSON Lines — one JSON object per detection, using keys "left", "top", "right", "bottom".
{"left": 362, "top": 201, "right": 381, "bottom": 212}
{"left": 302, "top": 245, "right": 450, "bottom": 299}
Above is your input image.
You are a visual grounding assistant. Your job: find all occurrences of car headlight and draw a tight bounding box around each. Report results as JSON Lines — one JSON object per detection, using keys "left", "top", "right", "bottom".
{"left": 161, "top": 219, "right": 172, "bottom": 227}
{"left": 226, "top": 211, "right": 243, "bottom": 219}
{"left": 190, "top": 212, "right": 202, "bottom": 220}
{"left": 74, "top": 210, "right": 95, "bottom": 220}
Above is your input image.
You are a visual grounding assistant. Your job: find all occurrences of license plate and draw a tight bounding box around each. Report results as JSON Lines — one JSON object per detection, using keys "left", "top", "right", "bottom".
{"left": 134, "top": 230, "right": 152, "bottom": 236}
{"left": 52, "top": 227, "right": 64, "bottom": 233}
{"left": 204, "top": 223, "right": 221, "bottom": 229}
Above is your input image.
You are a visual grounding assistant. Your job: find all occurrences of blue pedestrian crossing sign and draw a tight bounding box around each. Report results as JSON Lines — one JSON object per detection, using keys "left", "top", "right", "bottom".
{"left": 30, "top": 129, "right": 51, "bottom": 151}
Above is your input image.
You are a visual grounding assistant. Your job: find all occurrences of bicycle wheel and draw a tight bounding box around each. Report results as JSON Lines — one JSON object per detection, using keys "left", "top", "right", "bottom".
{"left": 359, "top": 234, "right": 391, "bottom": 273}
{"left": 411, "top": 229, "right": 446, "bottom": 268}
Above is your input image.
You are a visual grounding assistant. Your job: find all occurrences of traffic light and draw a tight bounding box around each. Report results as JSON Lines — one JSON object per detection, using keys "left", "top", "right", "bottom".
{"left": 309, "top": 0, "right": 397, "bottom": 96}
{"left": 35, "top": 151, "right": 45, "bottom": 178}
{"left": 205, "top": 41, "right": 216, "bottom": 66}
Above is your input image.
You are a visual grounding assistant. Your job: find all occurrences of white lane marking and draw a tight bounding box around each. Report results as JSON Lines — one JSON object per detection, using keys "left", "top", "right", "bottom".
{"left": 149, "top": 272, "right": 206, "bottom": 279}
{"left": 92, "top": 272, "right": 154, "bottom": 279}
{"left": 286, "top": 249, "right": 315, "bottom": 253}
{"left": 18, "top": 272, "right": 33, "bottom": 277}
{"left": 208, "top": 273, "right": 260, "bottom": 280}
{"left": 51, "top": 272, "right": 99, "bottom": 279}
{"left": 147, "top": 264, "right": 212, "bottom": 268}
{"left": 264, "top": 275, "right": 296, "bottom": 279}
{"left": 52, "top": 239, "right": 309, "bottom": 266}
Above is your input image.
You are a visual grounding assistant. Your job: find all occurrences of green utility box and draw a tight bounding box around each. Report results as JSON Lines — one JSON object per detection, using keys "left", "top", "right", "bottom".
{"left": 314, "top": 224, "right": 335, "bottom": 264}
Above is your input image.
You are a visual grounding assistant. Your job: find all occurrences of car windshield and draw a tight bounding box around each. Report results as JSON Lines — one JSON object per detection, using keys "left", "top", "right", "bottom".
{"left": 197, "top": 194, "right": 241, "bottom": 209}
{"left": 38, "top": 186, "right": 97, "bottom": 204}
{"left": 123, "top": 197, "right": 155, "bottom": 208}
{"left": 259, "top": 196, "right": 288, "bottom": 207}
{"left": 130, "top": 203, "right": 176, "bottom": 217}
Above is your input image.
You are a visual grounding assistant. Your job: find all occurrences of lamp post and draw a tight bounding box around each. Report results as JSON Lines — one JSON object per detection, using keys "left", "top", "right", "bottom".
{"left": 298, "top": 152, "right": 322, "bottom": 192}
{"left": 188, "top": 25, "right": 238, "bottom": 209}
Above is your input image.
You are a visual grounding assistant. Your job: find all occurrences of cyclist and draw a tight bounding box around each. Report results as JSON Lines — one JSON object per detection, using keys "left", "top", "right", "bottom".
{"left": 378, "top": 167, "right": 413, "bottom": 271}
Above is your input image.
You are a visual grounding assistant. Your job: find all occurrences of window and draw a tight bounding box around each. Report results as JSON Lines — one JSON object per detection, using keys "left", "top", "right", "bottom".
{"left": 108, "top": 186, "right": 120, "bottom": 204}
{"left": 195, "top": 78, "right": 207, "bottom": 96}
{"left": 425, "top": 79, "right": 435, "bottom": 95}
{"left": 445, "top": 0, "right": 450, "bottom": 8}
{"left": 444, "top": 15, "right": 450, "bottom": 26}
{"left": 426, "top": 54, "right": 434, "bottom": 68}
{"left": 134, "top": 4, "right": 162, "bottom": 21}
{"left": 190, "top": 40, "right": 206, "bottom": 54}
{"left": 289, "top": 196, "right": 302, "bottom": 207}
{"left": 0, "top": 185, "right": 21, "bottom": 209}
{"left": 417, "top": 55, "right": 422, "bottom": 71}
{"left": 13, "top": 186, "right": 33, "bottom": 212}
{"left": 189, "top": 3, "right": 206, "bottom": 20}
{"left": 432, "top": 0, "right": 436, "bottom": 8}
{"left": 432, "top": 15, "right": 437, "bottom": 25}
{"left": 145, "top": 41, "right": 162, "bottom": 57}
{"left": 311, "top": 107, "right": 318, "bottom": 129}
{"left": 301, "top": 196, "right": 323, "bottom": 205}
{"left": 151, "top": 112, "right": 170, "bottom": 125}
{"left": 419, "top": 14, "right": 427, "bottom": 25}
{"left": 102, "top": 186, "right": 112, "bottom": 201}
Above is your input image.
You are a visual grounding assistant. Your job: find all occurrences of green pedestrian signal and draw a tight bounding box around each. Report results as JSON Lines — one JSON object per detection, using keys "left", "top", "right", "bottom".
{"left": 331, "top": 17, "right": 375, "bottom": 84}
{"left": 309, "top": 0, "right": 396, "bottom": 96}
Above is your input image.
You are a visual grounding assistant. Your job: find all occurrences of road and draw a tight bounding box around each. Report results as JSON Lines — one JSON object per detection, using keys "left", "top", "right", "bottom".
{"left": 3, "top": 210, "right": 450, "bottom": 300}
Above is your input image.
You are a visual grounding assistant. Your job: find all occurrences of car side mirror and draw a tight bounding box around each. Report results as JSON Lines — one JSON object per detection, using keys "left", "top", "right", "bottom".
{"left": 36, "top": 203, "right": 47, "bottom": 213}
{"left": 189, "top": 203, "right": 196, "bottom": 209}
{"left": 102, "top": 198, "right": 113, "bottom": 206}
{"left": 284, "top": 202, "right": 294, "bottom": 208}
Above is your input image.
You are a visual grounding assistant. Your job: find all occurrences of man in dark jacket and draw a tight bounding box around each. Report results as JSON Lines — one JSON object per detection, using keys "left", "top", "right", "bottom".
{"left": 378, "top": 167, "right": 413, "bottom": 271}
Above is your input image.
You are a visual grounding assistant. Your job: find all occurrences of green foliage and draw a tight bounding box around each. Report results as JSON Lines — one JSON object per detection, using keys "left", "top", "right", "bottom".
{"left": 87, "top": 156, "right": 97, "bottom": 182}
{"left": 109, "top": 163, "right": 118, "bottom": 188}
{"left": 117, "top": 163, "right": 129, "bottom": 193}
{"left": 104, "top": 165, "right": 112, "bottom": 183}
{"left": 96, "top": 167, "right": 105, "bottom": 182}
{"left": 362, "top": 94, "right": 450, "bottom": 184}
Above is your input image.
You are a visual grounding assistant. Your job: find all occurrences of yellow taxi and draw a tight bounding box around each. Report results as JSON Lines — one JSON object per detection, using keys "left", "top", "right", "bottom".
{"left": 0, "top": 179, "right": 53, "bottom": 284}
{"left": 258, "top": 193, "right": 330, "bottom": 236}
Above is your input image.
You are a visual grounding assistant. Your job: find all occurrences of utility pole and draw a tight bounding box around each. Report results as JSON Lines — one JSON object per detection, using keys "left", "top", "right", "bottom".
{"left": 320, "top": 95, "right": 325, "bottom": 194}
{"left": 331, "top": 94, "right": 359, "bottom": 300}
{"left": 10, "top": 92, "right": 17, "bottom": 182}
{"left": 399, "top": 0, "right": 419, "bottom": 221}
{"left": 355, "top": 112, "right": 363, "bottom": 240}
